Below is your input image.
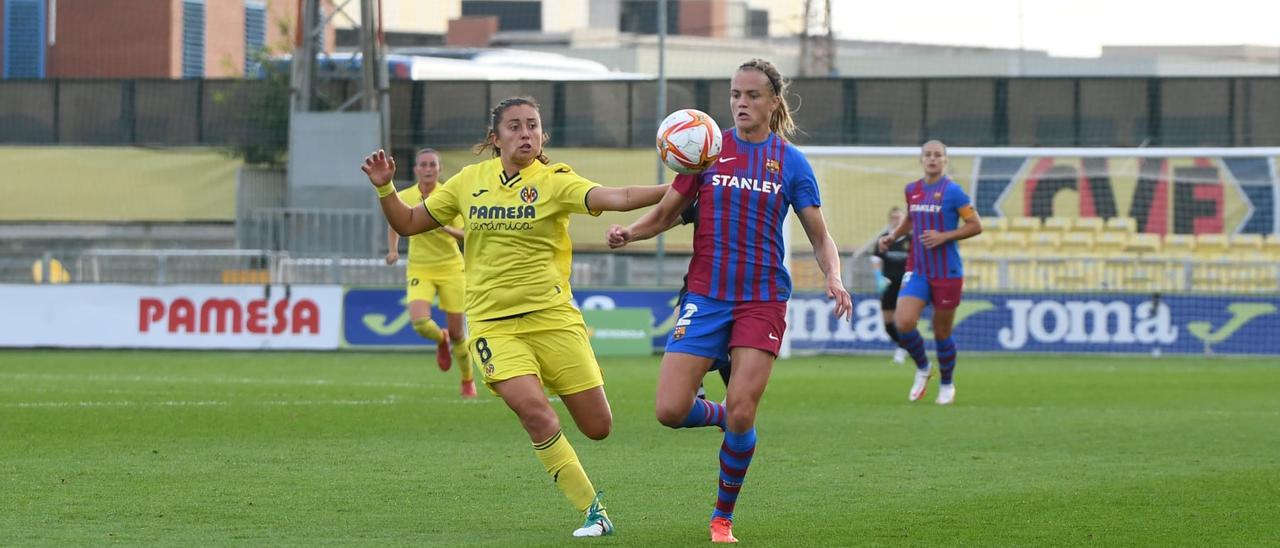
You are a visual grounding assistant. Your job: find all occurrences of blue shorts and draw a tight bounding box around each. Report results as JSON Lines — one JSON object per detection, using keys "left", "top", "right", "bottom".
{"left": 898, "top": 271, "right": 964, "bottom": 310}
{"left": 666, "top": 292, "right": 788, "bottom": 361}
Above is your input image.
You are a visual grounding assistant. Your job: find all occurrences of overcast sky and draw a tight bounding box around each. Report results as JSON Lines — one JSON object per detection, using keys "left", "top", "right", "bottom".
{"left": 830, "top": 0, "right": 1280, "bottom": 57}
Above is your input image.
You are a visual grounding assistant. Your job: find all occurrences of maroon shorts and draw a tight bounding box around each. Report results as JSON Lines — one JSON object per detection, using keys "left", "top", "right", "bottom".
{"left": 900, "top": 272, "right": 964, "bottom": 310}
{"left": 728, "top": 300, "right": 789, "bottom": 356}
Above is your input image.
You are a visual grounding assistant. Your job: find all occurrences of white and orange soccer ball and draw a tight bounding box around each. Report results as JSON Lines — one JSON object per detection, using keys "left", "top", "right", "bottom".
{"left": 656, "top": 109, "right": 722, "bottom": 174}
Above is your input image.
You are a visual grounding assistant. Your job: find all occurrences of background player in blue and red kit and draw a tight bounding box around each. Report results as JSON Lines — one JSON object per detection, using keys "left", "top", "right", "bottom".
{"left": 608, "top": 58, "right": 852, "bottom": 544}
{"left": 878, "top": 140, "right": 983, "bottom": 405}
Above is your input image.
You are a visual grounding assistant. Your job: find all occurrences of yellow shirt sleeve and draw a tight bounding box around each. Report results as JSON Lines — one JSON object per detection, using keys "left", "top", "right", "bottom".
{"left": 425, "top": 174, "right": 461, "bottom": 226}
{"left": 547, "top": 163, "right": 602, "bottom": 216}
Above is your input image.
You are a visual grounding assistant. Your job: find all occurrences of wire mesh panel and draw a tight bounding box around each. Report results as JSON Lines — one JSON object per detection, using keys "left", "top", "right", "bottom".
{"left": 926, "top": 79, "right": 996, "bottom": 146}
{"left": 134, "top": 80, "right": 202, "bottom": 145}
{"left": 420, "top": 81, "right": 490, "bottom": 148}
{"left": 1160, "top": 79, "right": 1232, "bottom": 146}
{"left": 561, "top": 81, "right": 631, "bottom": 148}
{"left": 788, "top": 78, "right": 845, "bottom": 144}
{"left": 854, "top": 80, "right": 924, "bottom": 145}
{"left": 1078, "top": 79, "right": 1150, "bottom": 146}
{"left": 1007, "top": 79, "right": 1076, "bottom": 146}
{"left": 0, "top": 80, "right": 55, "bottom": 142}
{"left": 57, "top": 81, "right": 126, "bottom": 144}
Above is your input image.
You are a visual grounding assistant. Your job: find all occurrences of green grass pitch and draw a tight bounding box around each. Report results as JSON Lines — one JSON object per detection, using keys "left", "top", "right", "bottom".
{"left": 2, "top": 350, "right": 1278, "bottom": 546}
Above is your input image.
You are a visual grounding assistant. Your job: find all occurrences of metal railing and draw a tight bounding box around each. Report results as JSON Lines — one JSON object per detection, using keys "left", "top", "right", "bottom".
{"left": 9, "top": 249, "right": 1279, "bottom": 294}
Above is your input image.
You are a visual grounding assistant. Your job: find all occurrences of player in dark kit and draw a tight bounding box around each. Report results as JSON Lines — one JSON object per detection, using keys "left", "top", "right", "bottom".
{"left": 869, "top": 206, "right": 910, "bottom": 364}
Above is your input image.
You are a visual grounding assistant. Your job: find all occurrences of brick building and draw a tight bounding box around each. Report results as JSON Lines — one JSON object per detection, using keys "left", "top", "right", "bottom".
{"left": 1, "top": 0, "right": 331, "bottom": 79}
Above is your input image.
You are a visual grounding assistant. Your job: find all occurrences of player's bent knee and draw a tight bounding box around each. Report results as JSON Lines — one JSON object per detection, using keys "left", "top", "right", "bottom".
{"left": 581, "top": 420, "right": 612, "bottom": 441}
{"left": 725, "top": 404, "right": 757, "bottom": 431}
{"left": 655, "top": 405, "right": 688, "bottom": 429}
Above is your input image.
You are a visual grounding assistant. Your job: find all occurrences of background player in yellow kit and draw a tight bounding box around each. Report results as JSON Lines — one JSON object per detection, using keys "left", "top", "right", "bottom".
{"left": 384, "top": 148, "right": 474, "bottom": 397}
{"left": 362, "top": 96, "right": 668, "bottom": 539}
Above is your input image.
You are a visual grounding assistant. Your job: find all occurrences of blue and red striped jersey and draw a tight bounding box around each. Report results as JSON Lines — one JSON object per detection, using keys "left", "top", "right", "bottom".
{"left": 672, "top": 129, "right": 821, "bottom": 302}
{"left": 904, "top": 176, "right": 972, "bottom": 279}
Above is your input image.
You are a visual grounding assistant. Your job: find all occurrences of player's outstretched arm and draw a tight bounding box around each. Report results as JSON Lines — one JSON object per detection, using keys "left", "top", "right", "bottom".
{"left": 798, "top": 206, "right": 853, "bottom": 320}
{"left": 361, "top": 149, "right": 441, "bottom": 236}
{"left": 606, "top": 186, "right": 692, "bottom": 249}
{"left": 586, "top": 184, "right": 670, "bottom": 213}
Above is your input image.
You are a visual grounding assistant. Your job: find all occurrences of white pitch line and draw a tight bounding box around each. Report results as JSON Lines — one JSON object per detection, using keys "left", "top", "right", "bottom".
{"left": 4, "top": 398, "right": 404, "bottom": 409}
{"left": 2, "top": 395, "right": 494, "bottom": 409}
{"left": 0, "top": 373, "right": 425, "bottom": 389}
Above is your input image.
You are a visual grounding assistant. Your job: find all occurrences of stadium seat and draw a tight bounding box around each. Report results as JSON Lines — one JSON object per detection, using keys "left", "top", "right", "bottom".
{"left": 1041, "top": 217, "right": 1072, "bottom": 232}
{"left": 1104, "top": 217, "right": 1137, "bottom": 233}
{"left": 983, "top": 217, "right": 1009, "bottom": 232}
{"left": 1059, "top": 232, "right": 1095, "bottom": 255}
{"left": 1027, "top": 232, "right": 1062, "bottom": 255}
{"left": 31, "top": 258, "right": 72, "bottom": 284}
{"left": 1161, "top": 234, "right": 1196, "bottom": 258}
{"left": 1007, "top": 217, "right": 1042, "bottom": 232}
{"left": 1119, "top": 257, "right": 1168, "bottom": 292}
{"left": 1094, "top": 232, "right": 1127, "bottom": 255}
{"left": 965, "top": 257, "right": 1000, "bottom": 291}
{"left": 1125, "top": 233, "right": 1162, "bottom": 255}
{"left": 1050, "top": 257, "right": 1101, "bottom": 291}
{"left": 1194, "top": 234, "right": 1230, "bottom": 260}
{"left": 1072, "top": 217, "right": 1104, "bottom": 233}
{"left": 990, "top": 232, "right": 1028, "bottom": 256}
{"left": 1265, "top": 234, "right": 1280, "bottom": 261}
{"left": 1229, "top": 234, "right": 1264, "bottom": 257}
{"left": 1155, "top": 235, "right": 1195, "bottom": 291}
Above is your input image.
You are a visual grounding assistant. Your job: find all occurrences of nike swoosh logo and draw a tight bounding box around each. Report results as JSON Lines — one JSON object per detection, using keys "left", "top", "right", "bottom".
{"left": 768, "top": 333, "right": 779, "bottom": 341}
{"left": 472, "top": 189, "right": 489, "bottom": 197}
{"left": 718, "top": 157, "right": 737, "bottom": 163}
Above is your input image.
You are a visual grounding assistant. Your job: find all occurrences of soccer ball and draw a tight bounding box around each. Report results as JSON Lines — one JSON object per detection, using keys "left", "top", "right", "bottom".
{"left": 656, "top": 109, "right": 722, "bottom": 174}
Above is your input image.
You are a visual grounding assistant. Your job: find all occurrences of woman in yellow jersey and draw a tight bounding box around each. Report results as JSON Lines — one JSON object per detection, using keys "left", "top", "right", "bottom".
{"left": 384, "top": 148, "right": 475, "bottom": 398}
{"left": 361, "top": 96, "right": 667, "bottom": 539}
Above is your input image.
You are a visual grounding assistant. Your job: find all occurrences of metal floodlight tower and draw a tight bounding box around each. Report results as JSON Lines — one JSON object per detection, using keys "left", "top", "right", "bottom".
{"left": 291, "top": 0, "right": 390, "bottom": 148}
{"left": 800, "top": 0, "right": 835, "bottom": 77}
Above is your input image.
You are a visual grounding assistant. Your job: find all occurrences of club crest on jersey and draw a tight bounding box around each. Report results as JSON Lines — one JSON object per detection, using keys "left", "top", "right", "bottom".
{"left": 765, "top": 159, "right": 780, "bottom": 173}
{"left": 520, "top": 187, "right": 539, "bottom": 204}
{"left": 672, "top": 326, "right": 687, "bottom": 340}
{"left": 934, "top": 192, "right": 942, "bottom": 199}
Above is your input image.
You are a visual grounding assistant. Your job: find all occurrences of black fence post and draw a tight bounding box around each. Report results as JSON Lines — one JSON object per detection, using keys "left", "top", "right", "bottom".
{"left": 552, "top": 81, "right": 567, "bottom": 145}
{"left": 1072, "top": 78, "right": 1082, "bottom": 147}
{"left": 920, "top": 79, "right": 929, "bottom": 144}
{"left": 409, "top": 81, "right": 425, "bottom": 145}
{"left": 842, "top": 79, "right": 857, "bottom": 145}
{"left": 994, "top": 78, "right": 1009, "bottom": 146}
{"left": 121, "top": 80, "right": 136, "bottom": 144}
{"left": 52, "top": 80, "right": 62, "bottom": 144}
{"left": 195, "top": 79, "right": 205, "bottom": 145}
{"left": 1146, "top": 77, "right": 1162, "bottom": 146}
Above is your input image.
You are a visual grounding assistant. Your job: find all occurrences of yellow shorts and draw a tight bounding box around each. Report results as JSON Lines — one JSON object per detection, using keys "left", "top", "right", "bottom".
{"left": 406, "top": 264, "right": 465, "bottom": 314}
{"left": 468, "top": 301, "right": 603, "bottom": 396}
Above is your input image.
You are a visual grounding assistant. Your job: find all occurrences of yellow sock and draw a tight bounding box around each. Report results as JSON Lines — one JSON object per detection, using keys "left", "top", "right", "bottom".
{"left": 411, "top": 318, "right": 443, "bottom": 343}
{"left": 532, "top": 430, "right": 596, "bottom": 513}
{"left": 453, "top": 338, "right": 472, "bottom": 381}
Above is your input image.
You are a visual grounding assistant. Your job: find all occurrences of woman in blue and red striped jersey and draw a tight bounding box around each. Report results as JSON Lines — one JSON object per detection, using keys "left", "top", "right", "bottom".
{"left": 878, "top": 140, "right": 983, "bottom": 406}
{"left": 607, "top": 58, "right": 852, "bottom": 544}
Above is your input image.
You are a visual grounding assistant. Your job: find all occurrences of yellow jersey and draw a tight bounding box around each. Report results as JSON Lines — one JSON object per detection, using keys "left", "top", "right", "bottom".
{"left": 425, "top": 157, "right": 600, "bottom": 321}
{"left": 397, "top": 183, "right": 464, "bottom": 271}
